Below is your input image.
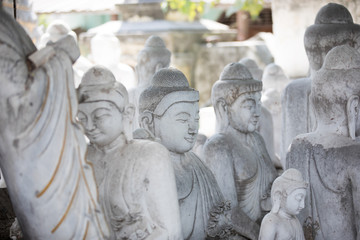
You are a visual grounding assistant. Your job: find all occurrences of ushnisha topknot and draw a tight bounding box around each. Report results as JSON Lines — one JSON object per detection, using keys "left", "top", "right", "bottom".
{"left": 212, "top": 62, "right": 262, "bottom": 106}
{"left": 138, "top": 35, "right": 171, "bottom": 58}
{"left": 271, "top": 168, "right": 308, "bottom": 198}
{"left": 144, "top": 35, "right": 167, "bottom": 49}
{"left": 139, "top": 67, "right": 199, "bottom": 116}
{"left": 315, "top": 3, "right": 353, "bottom": 24}
{"left": 304, "top": 3, "right": 360, "bottom": 67}
{"left": 77, "top": 65, "right": 128, "bottom": 110}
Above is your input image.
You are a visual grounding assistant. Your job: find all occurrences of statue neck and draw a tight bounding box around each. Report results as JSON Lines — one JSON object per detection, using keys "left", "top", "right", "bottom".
{"left": 97, "top": 133, "right": 127, "bottom": 153}
{"left": 315, "top": 120, "right": 349, "bottom": 137}
{"left": 169, "top": 151, "right": 186, "bottom": 162}
{"left": 278, "top": 208, "right": 295, "bottom": 220}
{"left": 226, "top": 125, "right": 252, "bottom": 141}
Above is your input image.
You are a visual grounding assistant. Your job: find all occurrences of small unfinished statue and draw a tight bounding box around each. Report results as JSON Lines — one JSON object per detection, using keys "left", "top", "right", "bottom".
{"left": 259, "top": 168, "right": 307, "bottom": 240}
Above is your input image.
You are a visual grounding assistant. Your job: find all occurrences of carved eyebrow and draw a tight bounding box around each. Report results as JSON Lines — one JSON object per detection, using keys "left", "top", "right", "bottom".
{"left": 93, "top": 107, "right": 112, "bottom": 113}
{"left": 175, "top": 112, "right": 190, "bottom": 117}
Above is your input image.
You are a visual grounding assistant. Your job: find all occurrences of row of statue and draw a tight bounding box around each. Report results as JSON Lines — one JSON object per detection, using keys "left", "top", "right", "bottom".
{"left": 0, "top": 2, "right": 360, "bottom": 240}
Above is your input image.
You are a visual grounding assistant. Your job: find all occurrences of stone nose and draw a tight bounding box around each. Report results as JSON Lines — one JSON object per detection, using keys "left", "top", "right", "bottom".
{"left": 188, "top": 120, "right": 198, "bottom": 135}
{"left": 85, "top": 118, "right": 96, "bottom": 132}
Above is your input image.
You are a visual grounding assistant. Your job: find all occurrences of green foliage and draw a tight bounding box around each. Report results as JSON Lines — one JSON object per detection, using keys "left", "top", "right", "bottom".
{"left": 163, "top": 0, "right": 264, "bottom": 21}
{"left": 163, "top": 0, "right": 206, "bottom": 21}
{"left": 225, "top": 0, "right": 264, "bottom": 19}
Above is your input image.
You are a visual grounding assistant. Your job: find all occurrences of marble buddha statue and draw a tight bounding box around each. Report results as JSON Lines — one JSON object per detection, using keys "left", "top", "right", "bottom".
{"left": 259, "top": 168, "right": 307, "bottom": 240}
{"left": 38, "top": 19, "right": 93, "bottom": 87}
{"left": 262, "top": 63, "right": 289, "bottom": 168}
{"left": 91, "top": 32, "right": 136, "bottom": 90}
{"left": 281, "top": 3, "right": 360, "bottom": 163}
{"left": 238, "top": 58, "right": 279, "bottom": 168}
{"left": 238, "top": 57, "right": 263, "bottom": 81}
{"left": 77, "top": 66, "right": 182, "bottom": 240}
{"left": 129, "top": 35, "right": 171, "bottom": 130}
{"left": 203, "top": 62, "right": 278, "bottom": 229}
{"left": 287, "top": 45, "right": 360, "bottom": 240}
{"left": 0, "top": 6, "right": 109, "bottom": 239}
{"left": 138, "top": 68, "right": 259, "bottom": 240}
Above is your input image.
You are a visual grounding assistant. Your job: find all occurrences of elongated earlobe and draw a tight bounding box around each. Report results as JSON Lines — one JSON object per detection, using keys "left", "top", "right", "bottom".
{"left": 271, "top": 192, "right": 281, "bottom": 213}
{"left": 215, "top": 98, "right": 229, "bottom": 133}
{"left": 347, "top": 95, "right": 359, "bottom": 140}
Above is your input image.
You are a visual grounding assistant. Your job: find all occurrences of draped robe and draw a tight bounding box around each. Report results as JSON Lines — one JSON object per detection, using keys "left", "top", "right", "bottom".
{"left": 0, "top": 7, "right": 109, "bottom": 239}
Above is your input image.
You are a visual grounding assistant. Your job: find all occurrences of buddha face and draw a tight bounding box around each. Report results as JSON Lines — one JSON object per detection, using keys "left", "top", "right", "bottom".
{"left": 153, "top": 102, "right": 199, "bottom": 153}
{"left": 227, "top": 91, "right": 261, "bottom": 133}
{"left": 284, "top": 188, "right": 306, "bottom": 216}
{"left": 78, "top": 101, "right": 124, "bottom": 147}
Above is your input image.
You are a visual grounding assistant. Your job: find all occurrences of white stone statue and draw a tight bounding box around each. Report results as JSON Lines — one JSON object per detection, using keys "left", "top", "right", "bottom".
{"left": 38, "top": 19, "right": 93, "bottom": 87}
{"left": 287, "top": 45, "right": 360, "bottom": 240}
{"left": 281, "top": 3, "right": 360, "bottom": 163}
{"left": 238, "top": 58, "right": 279, "bottom": 168}
{"left": 129, "top": 35, "right": 171, "bottom": 130}
{"left": 259, "top": 168, "right": 307, "bottom": 240}
{"left": 90, "top": 32, "right": 136, "bottom": 90}
{"left": 238, "top": 58, "right": 263, "bottom": 81}
{"left": 138, "top": 68, "right": 259, "bottom": 240}
{"left": 77, "top": 66, "right": 183, "bottom": 240}
{"left": 0, "top": 7, "right": 109, "bottom": 239}
{"left": 262, "top": 63, "right": 289, "bottom": 168}
{"left": 203, "top": 63, "right": 278, "bottom": 230}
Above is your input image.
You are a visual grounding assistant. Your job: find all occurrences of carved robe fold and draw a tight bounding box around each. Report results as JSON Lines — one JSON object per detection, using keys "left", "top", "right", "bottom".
{"left": 287, "top": 134, "right": 360, "bottom": 240}
{"left": 0, "top": 7, "right": 109, "bottom": 239}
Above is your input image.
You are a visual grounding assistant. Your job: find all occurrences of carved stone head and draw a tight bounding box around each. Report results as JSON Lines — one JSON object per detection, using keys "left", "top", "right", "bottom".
{"left": 135, "top": 35, "right": 171, "bottom": 86}
{"left": 212, "top": 62, "right": 262, "bottom": 133}
{"left": 238, "top": 57, "right": 263, "bottom": 81}
{"left": 304, "top": 3, "right": 360, "bottom": 74}
{"left": 139, "top": 68, "right": 199, "bottom": 153}
{"left": 91, "top": 33, "right": 122, "bottom": 66}
{"left": 311, "top": 45, "right": 360, "bottom": 139}
{"left": 77, "top": 66, "right": 134, "bottom": 147}
{"left": 271, "top": 168, "right": 308, "bottom": 216}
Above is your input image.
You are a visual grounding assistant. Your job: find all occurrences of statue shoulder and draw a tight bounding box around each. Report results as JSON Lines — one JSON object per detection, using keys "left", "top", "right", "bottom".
{"left": 204, "top": 133, "right": 232, "bottom": 153}
{"left": 130, "top": 139, "right": 171, "bottom": 165}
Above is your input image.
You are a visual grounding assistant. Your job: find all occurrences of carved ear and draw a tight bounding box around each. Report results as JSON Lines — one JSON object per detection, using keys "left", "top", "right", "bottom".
{"left": 271, "top": 191, "right": 281, "bottom": 213}
{"left": 214, "top": 98, "right": 229, "bottom": 132}
{"left": 123, "top": 104, "right": 135, "bottom": 141}
{"left": 347, "top": 95, "right": 359, "bottom": 140}
{"left": 155, "top": 63, "right": 164, "bottom": 72}
{"left": 139, "top": 110, "right": 155, "bottom": 134}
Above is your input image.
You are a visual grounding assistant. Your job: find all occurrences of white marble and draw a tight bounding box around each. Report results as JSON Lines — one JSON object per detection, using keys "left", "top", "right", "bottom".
{"left": 259, "top": 168, "right": 307, "bottom": 240}
{"left": 262, "top": 63, "right": 289, "bottom": 168}
{"left": 0, "top": 7, "right": 109, "bottom": 239}
{"left": 129, "top": 35, "right": 171, "bottom": 130}
{"left": 91, "top": 32, "right": 136, "bottom": 90}
{"left": 281, "top": 3, "right": 360, "bottom": 163}
{"left": 139, "top": 68, "right": 259, "bottom": 240}
{"left": 38, "top": 19, "right": 93, "bottom": 87}
{"left": 287, "top": 45, "right": 360, "bottom": 240}
{"left": 238, "top": 57, "right": 263, "bottom": 81}
{"left": 77, "top": 65, "right": 183, "bottom": 240}
{"left": 203, "top": 63, "right": 278, "bottom": 236}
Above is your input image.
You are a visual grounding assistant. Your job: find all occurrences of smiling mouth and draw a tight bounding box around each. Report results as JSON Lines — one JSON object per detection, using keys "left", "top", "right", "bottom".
{"left": 185, "top": 137, "right": 195, "bottom": 143}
